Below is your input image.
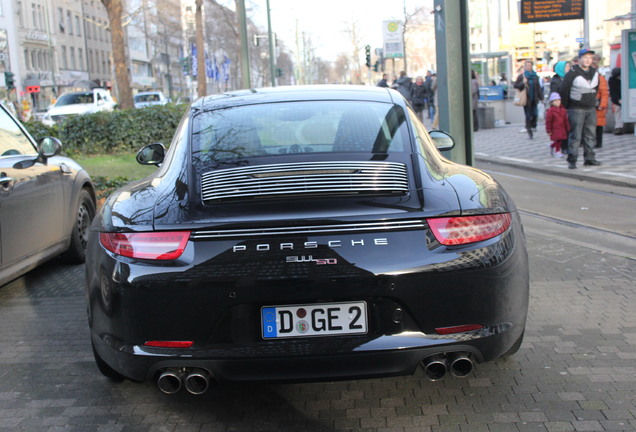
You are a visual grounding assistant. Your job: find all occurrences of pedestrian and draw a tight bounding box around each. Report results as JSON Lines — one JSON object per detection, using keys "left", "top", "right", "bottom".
{"left": 471, "top": 70, "right": 480, "bottom": 132}
{"left": 410, "top": 76, "right": 427, "bottom": 122}
{"left": 424, "top": 71, "right": 434, "bottom": 118}
{"left": 591, "top": 54, "right": 608, "bottom": 148}
{"left": 549, "top": 61, "right": 571, "bottom": 95}
{"left": 376, "top": 73, "right": 389, "bottom": 88}
{"left": 431, "top": 73, "right": 439, "bottom": 129}
{"left": 545, "top": 92, "right": 569, "bottom": 158}
{"left": 395, "top": 71, "right": 412, "bottom": 101}
{"left": 513, "top": 60, "right": 544, "bottom": 139}
{"left": 608, "top": 68, "right": 623, "bottom": 135}
{"left": 559, "top": 48, "right": 601, "bottom": 169}
{"left": 428, "top": 73, "right": 437, "bottom": 121}
{"left": 499, "top": 73, "right": 509, "bottom": 98}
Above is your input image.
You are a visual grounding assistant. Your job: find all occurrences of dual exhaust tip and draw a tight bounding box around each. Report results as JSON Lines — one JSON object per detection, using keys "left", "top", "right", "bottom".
{"left": 157, "top": 368, "right": 212, "bottom": 395}
{"left": 422, "top": 353, "right": 474, "bottom": 381}
{"left": 157, "top": 354, "right": 472, "bottom": 393}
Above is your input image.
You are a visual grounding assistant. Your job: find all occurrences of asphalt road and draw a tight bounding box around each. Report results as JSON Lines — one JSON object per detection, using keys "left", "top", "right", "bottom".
{"left": 1, "top": 165, "right": 635, "bottom": 432}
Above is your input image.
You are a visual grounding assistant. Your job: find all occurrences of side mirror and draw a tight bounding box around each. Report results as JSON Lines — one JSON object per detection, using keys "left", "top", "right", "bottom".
{"left": 428, "top": 130, "right": 455, "bottom": 152}
{"left": 136, "top": 143, "right": 166, "bottom": 166}
{"left": 38, "top": 137, "right": 62, "bottom": 159}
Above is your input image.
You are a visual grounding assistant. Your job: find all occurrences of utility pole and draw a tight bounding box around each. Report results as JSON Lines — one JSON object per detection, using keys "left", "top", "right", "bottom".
{"left": 433, "top": 0, "right": 473, "bottom": 166}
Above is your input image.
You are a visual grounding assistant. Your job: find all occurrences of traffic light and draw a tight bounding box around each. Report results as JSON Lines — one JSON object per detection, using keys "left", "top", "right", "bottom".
{"left": 373, "top": 61, "right": 379, "bottom": 72}
{"left": 365, "top": 45, "right": 371, "bottom": 68}
{"left": 4, "top": 71, "right": 15, "bottom": 90}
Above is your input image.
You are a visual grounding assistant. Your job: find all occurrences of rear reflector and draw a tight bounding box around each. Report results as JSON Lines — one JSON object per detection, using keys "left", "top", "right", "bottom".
{"left": 144, "top": 341, "right": 193, "bottom": 348}
{"left": 99, "top": 231, "right": 190, "bottom": 260}
{"left": 426, "top": 213, "right": 511, "bottom": 246}
{"left": 435, "top": 324, "right": 484, "bottom": 335}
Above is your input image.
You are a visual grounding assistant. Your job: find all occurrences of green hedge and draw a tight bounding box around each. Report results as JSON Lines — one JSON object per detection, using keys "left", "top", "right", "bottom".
{"left": 24, "top": 103, "right": 188, "bottom": 156}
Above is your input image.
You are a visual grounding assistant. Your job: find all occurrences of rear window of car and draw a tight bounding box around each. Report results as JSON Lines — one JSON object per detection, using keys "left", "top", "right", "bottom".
{"left": 135, "top": 93, "right": 161, "bottom": 102}
{"left": 56, "top": 92, "right": 94, "bottom": 106}
{"left": 191, "top": 101, "right": 409, "bottom": 167}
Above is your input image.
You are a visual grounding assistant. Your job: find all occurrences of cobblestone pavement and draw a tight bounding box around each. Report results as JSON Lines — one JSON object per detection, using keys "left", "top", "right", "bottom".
{"left": 418, "top": 116, "right": 636, "bottom": 188}
{"left": 472, "top": 123, "right": 636, "bottom": 188}
{"left": 1, "top": 229, "right": 635, "bottom": 431}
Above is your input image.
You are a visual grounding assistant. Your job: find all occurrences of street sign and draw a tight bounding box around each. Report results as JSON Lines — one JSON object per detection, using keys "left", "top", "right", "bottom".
{"left": 382, "top": 20, "right": 404, "bottom": 59}
{"left": 519, "top": 0, "right": 584, "bottom": 24}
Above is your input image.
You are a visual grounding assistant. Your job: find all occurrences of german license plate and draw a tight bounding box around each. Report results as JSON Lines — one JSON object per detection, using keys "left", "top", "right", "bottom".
{"left": 261, "top": 301, "right": 367, "bottom": 339}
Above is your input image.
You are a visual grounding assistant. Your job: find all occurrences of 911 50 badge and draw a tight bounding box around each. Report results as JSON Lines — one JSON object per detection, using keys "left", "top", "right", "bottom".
{"left": 286, "top": 256, "right": 338, "bottom": 265}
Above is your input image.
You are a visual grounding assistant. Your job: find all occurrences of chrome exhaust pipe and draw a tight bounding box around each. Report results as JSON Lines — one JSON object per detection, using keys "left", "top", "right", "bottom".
{"left": 449, "top": 353, "right": 473, "bottom": 378}
{"left": 157, "top": 370, "right": 182, "bottom": 394}
{"left": 422, "top": 355, "right": 447, "bottom": 381}
{"left": 184, "top": 370, "right": 210, "bottom": 395}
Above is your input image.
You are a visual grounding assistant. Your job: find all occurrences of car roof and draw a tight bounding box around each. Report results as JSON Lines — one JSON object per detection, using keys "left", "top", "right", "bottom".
{"left": 192, "top": 85, "right": 400, "bottom": 111}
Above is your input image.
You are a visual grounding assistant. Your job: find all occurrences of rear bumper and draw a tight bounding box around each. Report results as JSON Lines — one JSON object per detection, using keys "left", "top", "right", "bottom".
{"left": 92, "top": 327, "right": 519, "bottom": 383}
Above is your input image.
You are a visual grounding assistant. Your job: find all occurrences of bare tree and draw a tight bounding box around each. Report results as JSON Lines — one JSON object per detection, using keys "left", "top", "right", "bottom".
{"left": 343, "top": 19, "right": 363, "bottom": 84}
{"left": 195, "top": 0, "right": 206, "bottom": 96}
{"left": 101, "top": 0, "right": 134, "bottom": 109}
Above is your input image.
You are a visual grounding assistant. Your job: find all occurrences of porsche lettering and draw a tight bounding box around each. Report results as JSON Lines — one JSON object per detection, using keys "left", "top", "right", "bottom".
{"left": 232, "top": 238, "right": 388, "bottom": 253}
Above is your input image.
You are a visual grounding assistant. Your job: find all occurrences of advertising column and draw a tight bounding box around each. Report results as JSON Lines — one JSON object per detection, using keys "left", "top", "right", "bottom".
{"left": 622, "top": 29, "right": 636, "bottom": 131}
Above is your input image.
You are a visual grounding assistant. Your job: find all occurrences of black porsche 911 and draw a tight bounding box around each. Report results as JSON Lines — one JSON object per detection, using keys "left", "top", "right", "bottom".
{"left": 85, "top": 85, "right": 528, "bottom": 394}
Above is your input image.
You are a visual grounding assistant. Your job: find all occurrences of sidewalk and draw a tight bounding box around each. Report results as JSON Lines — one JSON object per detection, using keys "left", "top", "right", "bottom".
{"left": 471, "top": 122, "right": 636, "bottom": 188}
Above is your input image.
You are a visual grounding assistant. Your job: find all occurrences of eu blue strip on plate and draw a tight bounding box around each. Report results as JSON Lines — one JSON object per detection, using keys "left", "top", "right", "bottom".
{"left": 262, "top": 307, "right": 277, "bottom": 338}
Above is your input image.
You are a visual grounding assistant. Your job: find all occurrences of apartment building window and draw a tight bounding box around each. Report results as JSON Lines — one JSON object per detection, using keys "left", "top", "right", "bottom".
{"left": 58, "top": 7, "right": 64, "bottom": 33}
{"left": 37, "top": 51, "right": 43, "bottom": 69}
{"left": 36, "top": 4, "right": 44, "bottom": 30}
{"left": 17, "top": 2, "right": 23, "bottom": 27}
{"left": 70, "top": 47, "right": 75, "bottom": 69}
{"left": 31, "top": 50, "right": 36, "bottom": 69}
{"left": 75, "top": 15, "right": 81, "bottom": 36}
{"left": 67, "top": 10, "right": 73, "bottom": 35}
{"left": 61, "top": 45, "right": 67, "bottom": 69}
{"left": 88, "top": 48, "right": 92, "bottom": 72}
{"left": 98, "top": 21, "right": 103, "bottom": 41}
{"left": 78, "top": 48, "right": 83, "bottom": 70}
{"left": 24, "top": 48, "right": 29, "bottom": 70}
{"left": 101, "top": 51, "right": 106, "bottom": 74}
{"left": 85, "top": 15, "right": 91, "bottom": 39}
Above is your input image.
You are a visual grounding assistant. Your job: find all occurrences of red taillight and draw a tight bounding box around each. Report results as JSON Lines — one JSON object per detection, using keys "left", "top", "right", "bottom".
{"left": 144, "top": 341, "right": 193, "bottom": 348}
{"left": 99, "top": 231, "right": 190, "bottom": 260}
{"left": 426, "top": 213, "right": 512, "bottom": 246}
{"left": 435, "top": 324, "right": 484, "bottom": 335}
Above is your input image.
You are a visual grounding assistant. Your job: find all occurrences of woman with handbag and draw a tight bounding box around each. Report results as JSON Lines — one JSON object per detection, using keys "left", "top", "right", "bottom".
{"left": 514, "top": 60, "right": 544, "bottom": 140}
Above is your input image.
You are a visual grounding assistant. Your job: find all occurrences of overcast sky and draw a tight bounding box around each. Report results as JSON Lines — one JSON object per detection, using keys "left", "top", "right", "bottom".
{"left": 245, "top": 0, "right": 430, "bottom": 60}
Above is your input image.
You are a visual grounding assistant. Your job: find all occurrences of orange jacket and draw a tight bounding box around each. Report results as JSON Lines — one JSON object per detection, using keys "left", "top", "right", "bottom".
{"left": 596, "top": 75, "right": 609, "bottom": 127}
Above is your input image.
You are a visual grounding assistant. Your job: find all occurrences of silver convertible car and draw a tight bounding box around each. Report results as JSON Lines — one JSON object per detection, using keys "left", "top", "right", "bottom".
{"left": 86, "top": 85, "right": 529, "bottom": 395}
{"left": 0, "top": 103, "right": 96, "bottom": 286}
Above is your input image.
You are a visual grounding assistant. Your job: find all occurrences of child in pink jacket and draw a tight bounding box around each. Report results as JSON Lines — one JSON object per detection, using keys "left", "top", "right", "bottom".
{"left": 545, "top": 92, "right": 570, "bottom": 158}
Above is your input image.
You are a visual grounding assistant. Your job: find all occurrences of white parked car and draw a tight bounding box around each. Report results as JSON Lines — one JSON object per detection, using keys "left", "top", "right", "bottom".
{"left": 134, "top": 91, "right": 170, "bottom": 109}
{"left": 42, "top": 88, "right": 116, "bottom": 126}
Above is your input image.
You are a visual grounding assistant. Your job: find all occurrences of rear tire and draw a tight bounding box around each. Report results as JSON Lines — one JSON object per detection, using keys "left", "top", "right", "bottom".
{"left": 92, "top": 341, "right": 125, "bottom": 382}
{"left": 62, "top": 189, "right": 95, "bottom": 263}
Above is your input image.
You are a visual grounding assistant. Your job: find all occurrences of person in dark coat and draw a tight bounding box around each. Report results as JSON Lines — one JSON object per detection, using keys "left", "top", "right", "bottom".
{"left": 395, "top": 71, "right": 412, "bottom": 100}
{"left": 376, "top": 73, "right": 389, "bottom": 88}
{"left": 545, "top": 92, "right": 569, "bottom": 158}
{"left": 513, "top": 60, "right": 544, "bottom": 139}
{"left": 549, "top": 61, "right": 571, "bottom": 95}
{"left": 608, "top": 68, "right": 623, "bottom": 135}
{"left": 410, "top": 76, "right": 428, "bottom": 122}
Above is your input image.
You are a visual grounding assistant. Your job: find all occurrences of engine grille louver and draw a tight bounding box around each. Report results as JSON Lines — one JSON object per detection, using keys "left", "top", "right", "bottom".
{"left": 191, "top": 220, "right": 426, "bottom": 240}
{"left": 201, "top": 161, "right": 408, "bottom": 202}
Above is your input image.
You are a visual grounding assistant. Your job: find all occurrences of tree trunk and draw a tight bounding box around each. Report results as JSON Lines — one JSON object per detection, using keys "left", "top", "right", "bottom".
{"left": 102, "top": 0, "right": 133, "bottom": 109}
{"left": 195, "top": 0, "right": 206, "bottom": 97}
